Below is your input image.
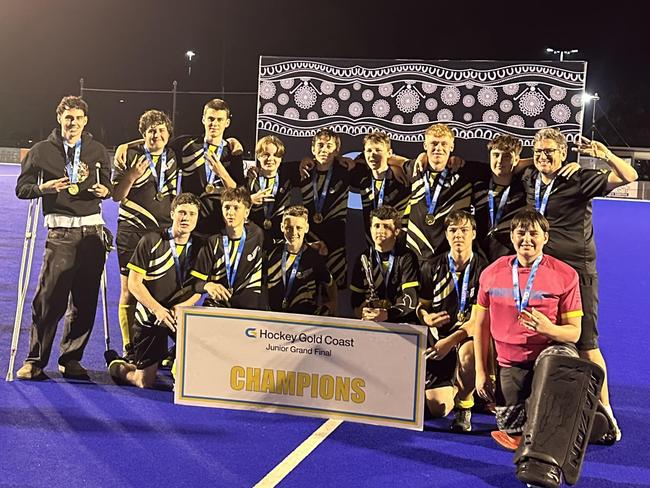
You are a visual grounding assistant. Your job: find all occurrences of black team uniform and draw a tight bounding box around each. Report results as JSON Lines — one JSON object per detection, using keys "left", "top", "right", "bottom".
{"left": 127, "top": 229, "right": 200, "bottom": 369}
{"left": 404, "top": 160, "right": 484, "bottom": 262}
{"left": 247, "top": 163, "right": 298, "bottom": 251}
{"left": 15, "top": 129, "right": 112, "bottom": 370}
{"left": 299, "top": 159, "right": 349, "bottom": 288}
{"left": 521, "top": 166, "right": 611, "bottom": 351}
{"left": 190, "top": 222, "right": 264, "bottom": 310}
{"left": 350, "top": 243, "right": 420, "bottom": 323}
{"left": 473, "top": 173, "right": 526, "bottom": 262}
{"left": 350, "top": 163, "right": 411, "bottom": 244}
{"left": 420, "top": 252, "right": 487, "bottom": 388}
{"left": 267, "top": 242, "right": 333, "bottom": 314}
{"left": 113, "top": 144, "right": 178, "bottom": 274}
{"left": 170, "top": 136, "right": 245, "bottom": 237}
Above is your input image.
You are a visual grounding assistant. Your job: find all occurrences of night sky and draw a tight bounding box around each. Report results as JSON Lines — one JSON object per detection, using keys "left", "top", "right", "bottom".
{"left": 1, "top": 0, "right": 647, "bottom": 151}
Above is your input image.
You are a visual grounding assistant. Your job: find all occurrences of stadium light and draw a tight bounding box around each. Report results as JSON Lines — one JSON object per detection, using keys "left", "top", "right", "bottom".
{"left": 186, "top": 50, "right": 196, "bottom": 77}
{"left": 546, "top": 47, "right": 579, "bottom": 62}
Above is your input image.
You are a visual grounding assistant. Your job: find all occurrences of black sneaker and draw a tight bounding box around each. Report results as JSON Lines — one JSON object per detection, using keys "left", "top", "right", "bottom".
{"left": 450, "top": 408, "right": 472, "bottom": 432}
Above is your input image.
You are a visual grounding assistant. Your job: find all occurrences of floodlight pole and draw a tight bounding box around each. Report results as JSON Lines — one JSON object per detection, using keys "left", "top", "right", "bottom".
{"left": 546, "top": 47, "right": 579, "bottom": 61}
{"left": 590, "top": 92, "right": 600, "bottom": 141}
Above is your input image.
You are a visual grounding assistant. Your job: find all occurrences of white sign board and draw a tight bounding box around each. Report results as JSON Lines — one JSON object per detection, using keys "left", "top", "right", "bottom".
{"left": 175, "top": 307, "right": 427, "bottom": 430}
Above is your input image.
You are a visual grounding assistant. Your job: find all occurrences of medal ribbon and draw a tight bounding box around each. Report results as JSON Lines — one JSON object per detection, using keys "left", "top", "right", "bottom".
{"left": 144, "top": 147, "right": 168, "bottom": 194}
{"left": 448, "top": 253, "right": 472, "bottom": 315}
{"left": 167, "top": 228, "right": 192, "bottom": 284}
{"left": 371, "top": 173, "right": 387, "bottom": 209}
{"left": 488, "top": 181, "right": 511, "bottom": 228}
{"left": 534, "top": 176, "right": 554, "bottom": 215}
{"left": 512, "top": 254, "right": 543, "bottom": 314}
{"left": 373, "top": 249, "right": 395, "bottom": 299}
{"left": 222, "top": 228, "right": 247, "bottom": 290}
{"left": 312, "top": 165, "right": 334, "bottom": 217}
{"left": 203, "top": 140, "right": 226, "bottom": 186}
{"left": 259, "top": 174, "right": 280, "bottom": 219}
{"left": 281, "top": 247, "right": 303, "bottom": 304}
{"left": 423, "top": 168, "right": 448, "bottom": 216}
{"left": 64, "top": 140, "right": 82, "bottom": 184}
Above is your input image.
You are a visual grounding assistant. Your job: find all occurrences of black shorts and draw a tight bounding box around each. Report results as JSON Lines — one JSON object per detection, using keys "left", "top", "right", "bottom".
{"left": 132, "top": 323, "right": 173, "bottom": 370}
{"left": 576, "top": 272, "right": 599, "bottom": 351}
{"left": 495, "top": 362, "right": 533, "bottom": 433}
{"left": 425, "top": 349, "right": 457, "bottom": 389}
{"left": 117, "top": 229, "right": 148, "bottom": 276}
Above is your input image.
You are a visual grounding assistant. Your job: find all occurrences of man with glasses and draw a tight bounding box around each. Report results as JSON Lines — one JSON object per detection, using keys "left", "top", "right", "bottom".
{"left": 520, "top": 128, "right": 638, "bottom": 442}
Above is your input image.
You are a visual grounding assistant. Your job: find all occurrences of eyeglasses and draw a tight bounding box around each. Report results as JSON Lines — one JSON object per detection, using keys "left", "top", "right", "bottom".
{"left": 533, "top": 148, "right": 558, "bottom": 158}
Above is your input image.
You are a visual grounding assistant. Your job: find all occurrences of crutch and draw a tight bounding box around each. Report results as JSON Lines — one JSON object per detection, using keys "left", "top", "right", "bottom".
{"left": 6, "top": 174, "right": 42, "bottom": 381}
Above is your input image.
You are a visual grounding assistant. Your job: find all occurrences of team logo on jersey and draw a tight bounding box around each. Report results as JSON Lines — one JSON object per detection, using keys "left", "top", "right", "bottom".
{"left": 247, "top": 246, "right": 260, "bottom": 262}
{"left": 66, "top": 161, "right": 90, "bottom": 183}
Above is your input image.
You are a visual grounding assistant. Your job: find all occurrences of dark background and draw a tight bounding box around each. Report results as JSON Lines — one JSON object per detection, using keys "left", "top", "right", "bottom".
{"left": 0, "top": 0, "right": 647, "bottom": 153}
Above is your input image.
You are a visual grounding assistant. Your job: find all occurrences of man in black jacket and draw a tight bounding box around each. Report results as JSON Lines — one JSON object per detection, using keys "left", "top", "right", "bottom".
{"left": 15, "top": 95, "right": 112, "bottom": 380}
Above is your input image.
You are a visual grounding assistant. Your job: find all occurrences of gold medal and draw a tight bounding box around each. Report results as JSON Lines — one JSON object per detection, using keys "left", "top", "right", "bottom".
{"left": 155, "top": 191, "right": 165, "bottom": 201}
{"left": 263, "top": 219, "right": 272, "bottom": 230}
{"left": 282, "top": 298, "right": 289, "bottom": 310}
{"left": 457, "top": 310, "right": 467, "bottom": 322}
{"left": 205, "top": 183, "right": 216, "bottom": 194}
{"left": 68, "top": 184, "right": 79, "bottom": 195}
{"left": 424, "top": 213, "right": 435, "bottom": 226}
{"left": 313, "top": 212, "right": 323, "bottom": 224}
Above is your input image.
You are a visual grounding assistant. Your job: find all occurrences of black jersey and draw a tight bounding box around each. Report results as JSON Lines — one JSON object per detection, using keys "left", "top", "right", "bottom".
{"left": 267, "top": 242, "right": 332, "bottom": 314}
{"left": 350, "top": 244, "right": 420, "bottom": 323}
{"left": 299, "top": 159, "right": 350, "bottom": 287}
{"left": 404, "top": 160, "right": 483, "bottom": 262}
{"left": 521, "top": 167, "right": 610, "bottom": 273}
{"left": 113, "top": 145, "right": 178, "bottom": 232}
{"left": 350, "top": 164, "right": 411, "bottom": 243}
{"left": 247, "top": 163, "right": 299, "bottom": 250}
{"left": 127, "top": 230, "right": 200, "bottom": 327}
{"left": 473, "top": 174, "right": 527, "bottom": 262}
{"left": 170, "top": 135, "right": 245, "bottom": 237}
{"left": 190, "top": 222, "right": 264, "bottom": 309}
{"left": 420, "top": 252, "right": 486, "bottom": 338}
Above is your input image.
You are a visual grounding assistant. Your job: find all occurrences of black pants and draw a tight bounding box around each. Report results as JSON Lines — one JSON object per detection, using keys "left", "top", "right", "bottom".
{"left": 26, "top": 225, "right": 106, "bottom": 368}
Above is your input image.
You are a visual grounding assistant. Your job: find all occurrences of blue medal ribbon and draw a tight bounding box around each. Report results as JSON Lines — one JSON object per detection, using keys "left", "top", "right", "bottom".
{"left": 203, "top": 140, "right": 226, "bottom": 186}
{"left": 488, "top": 181, "right": 511, "bottom": 228}
{"left": 144, "top": 147, "right": 168, "bottom": 194}
{"left": 534, "top": 176, "right": 554, "bottom": 215}
{"left": 222, "top": 228, "right": 247, "bottom": 290}
{"left": 373, "top": 249, "right": 395, "bottom": 299}
{"left": 281, "top": 247, "right": 303, "bottom": 306}
{"left": 259, "top": 174, "right": 280, "bottom": 219}
{"left": 448, "top": 253, "right": 472, "bottom": 315}
{"left": 423, "top": 168, "right": 448, "bottom": 215}
{"left": 512, "top": 254, "right": 544, "bottom": 314}
{"left": 167, "top": 228, "right": 192, "bottom": 284}
{"left": 312, "top": 165, "right": 334, "bottom": 217}
{"left": 64, "top": 140, "right": 82, "bottom": 183}
{"left": 371, "top": 172, "right": 388, "bottom": 209}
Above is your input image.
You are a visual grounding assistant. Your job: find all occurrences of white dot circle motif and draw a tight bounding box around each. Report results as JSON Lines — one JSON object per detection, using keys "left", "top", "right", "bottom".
{"left": 260, "top": 81, "right": 276, "bottom": 100}
{"left": 392, "top": 115, "right": 404, "bottom": 124}
{"left": 465, "top": 83, "right": 475, "bottom": 89}
{"left": 519, "top": 91, "right": 545, "bottom": 117}
{"left": 462, "top": 95, "right": 475, "bottom": 108}
{"left": 280, "top": 79, "right": 294, "bottom": 90}
{"left": 294, "top": 85, "right": 317, "bottom": 109}
{"left": 284, "top": 108, "right": 299, "bottom": 119}
{"left": 500, "top": 100, "right": 513, "bottom": 112}
{"left": 575, "top": 110, "right": 583, "bottom": 124}
{"left": 507, "top": 115, "right": 525, "bottom": 127}
{"left": 482, "top": 110, "right": 499, "bottom": 123}
{"left": 379, "top": 83, "right": 393, "bottom": 96}
{"left": 534, "top": 119, "right": 548, "bottom": 129}
{"left": 307, "top": 111, "right": 319, "bottom": 121}
{"left": 353, "top": 82, "right": 361, "bottom": 91}
{"left": 571, "top": 94, "right": 583, "bottom": 107}
{"left": 441, "top": 86, "right": 461, "bottom": 106}
{"left": 321, "top": 98, "right": 339, "bottom": 116}
{"left": 372, "top": 99, "right": 390, "bottom": 118}
{"left": 437, "top": 109, "right": 453, "bottom": 122}
{"left": 320, "top": 81, "right": 335, "bottom": 95}
{"left": 338, "top": 88, "right": 350, "bottom": 101}
{"left": 425, "top": 98, "right": 438, "bottom": 111}
{"left": 277, "top": 93, "right": 289, "bottom": 106}
{"left": 478, "top": 87, "right": 498, "bottom": 107}
{"left": 412, "top": 112, "right": 430, "bottom": 124}
{"left": 262, "top": 103, "right": 277, "bottom": 115}
{"left": 550, "top": 86, "right": 567, "bottom": 101}
{"left": 421, "top": 82, "right": 437, "bottom": 94}
{"left": 362, "top": 89, "right": 374, "bottom": 102}
{"left": 463, "top": 113, "right": 472, "bottom": 122}
{"left": 396, "top": 88, "right": 420, "bottom": 113}
{"left": 503, "top": 84, "right": 519, "bottom": 96}
{"left": 349, "top": 102, "right": 363, "bottom": 118}
{"left": 550, "top": 104, "right": 571, "bottom": 124}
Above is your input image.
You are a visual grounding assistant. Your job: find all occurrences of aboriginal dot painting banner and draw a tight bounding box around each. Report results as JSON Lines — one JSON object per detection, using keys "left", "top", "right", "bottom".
{"left": 256, "top": 57, "right": 587, "bottom": 161}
